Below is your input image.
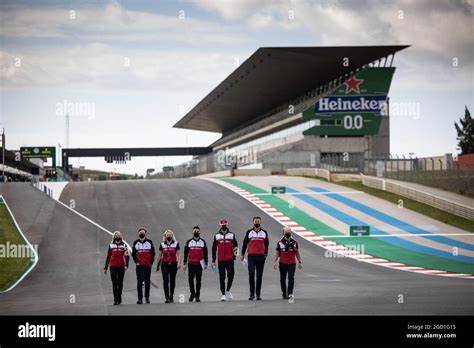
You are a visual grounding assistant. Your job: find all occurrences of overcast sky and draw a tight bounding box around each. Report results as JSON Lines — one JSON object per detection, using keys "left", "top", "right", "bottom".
{"left": 1, "top": 0, "right": 472, "bottom": 175}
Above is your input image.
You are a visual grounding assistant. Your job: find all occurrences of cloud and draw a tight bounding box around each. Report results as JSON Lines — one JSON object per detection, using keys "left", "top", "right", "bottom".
{"left": 196, "top": 0, "right": 473, "bottom": 68}
{"left": 0, "top": 43, "right": 249, "bottom": 94}
{"left": 196, "top": 0, "right": 274, "bottom": 20}
{"left": 0, "top": 1, "right": 246, "bottom": 44}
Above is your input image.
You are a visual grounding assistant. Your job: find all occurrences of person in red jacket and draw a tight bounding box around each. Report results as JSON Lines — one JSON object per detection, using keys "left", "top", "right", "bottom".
{"left": 183, "top": 226, "right": 208, "bottom": 302}
{"left": 241, "top": 216, "right": 269, "bottom": 300}
{"left": 156, "top": 230, "right": 181, "bottom": 303}
{"left": 272, "top": 227, "right": 302, "bottom": 300}
{"left": 132, "top": 228, "right": 155, "bottom": 304}
{"left": 104, "top": 231, "right": 130, "bottom": 305}
{"left": 211, "top": 219, "right": 238, "bottom": 301}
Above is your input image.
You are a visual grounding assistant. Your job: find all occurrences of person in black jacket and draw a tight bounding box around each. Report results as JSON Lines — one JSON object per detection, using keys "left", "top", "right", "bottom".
{"left": 211, "top": 219, "right": 238, "bottom": 301}
{"left": 156, "top": 230, "right": 181, "bottom": 303}
{"left": 241, "top": 216, "right": 269, "bottom": 300}
{"left": 104, "top": 231, "right": 129, "bottom": 305}
{"left": 183, "top": 226, "right": 208, "bottom": 302}
{"left": 132, "top": 228, "right": 155, "bottom": 304}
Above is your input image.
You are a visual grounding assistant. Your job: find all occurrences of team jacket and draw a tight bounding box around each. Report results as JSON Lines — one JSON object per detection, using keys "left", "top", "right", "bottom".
{"left": 159, "top": 241, "right": 180, "bottom": 263}
{"left": 212, "top": 230, "right": 238, "bottom": 262}
{"left": 242, "top": 228, "right": 269, "bottom": 256}
{"left": 276, "top": 237, "right": 299, "bottom": 265}
{"left": 184, "top": 238, "right": 209, "bottom": 265}
{"left": 104, "top": 242, "right": 130, "bottom": 268}
{"left": 132, "top": 238, "right": 155, "bottom": 266}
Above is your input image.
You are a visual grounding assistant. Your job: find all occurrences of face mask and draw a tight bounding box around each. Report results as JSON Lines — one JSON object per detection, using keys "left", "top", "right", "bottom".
{"left": 193, "top": 232, "right": 200, "bottom": 238}
{"left": 139, "top": 233, "right": 145, "bottom": 239}
{"left": 254, "top": 223, "right": 261, "bottom": 229}
{"left": 115, "top": 238, "right": 122, "bottom": 243}
{"left": 284, "top": 233, "right": 291, "bottom": 239}
{"left": 166, "top": 236, "right": 172, "bottom": 242}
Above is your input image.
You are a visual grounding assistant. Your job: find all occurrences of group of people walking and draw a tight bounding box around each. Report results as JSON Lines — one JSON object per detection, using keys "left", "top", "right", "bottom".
{"left": 103, "top": 217, "right": 303, "bottom": 305}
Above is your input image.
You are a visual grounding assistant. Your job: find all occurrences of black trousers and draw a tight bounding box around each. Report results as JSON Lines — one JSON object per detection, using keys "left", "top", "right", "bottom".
{"left": 279, "top": 263, "right": 296, "bottom": 296}
{"left": 248, "top": 255, "right": 266, "bottom": 297}
{"left": 136, "top": 265, "right": 151, "bottom": 300}
{"left": 161, "top": 262, "right": 177, "bottom": 299}
{"left": 188, "top": 263, "right": 203, "bottom": 297}
{"left": 218, "top": 260, "right": 234, "bottom": 295}
{"left": 109, "top": 267, "right": 125, "bottom": 302}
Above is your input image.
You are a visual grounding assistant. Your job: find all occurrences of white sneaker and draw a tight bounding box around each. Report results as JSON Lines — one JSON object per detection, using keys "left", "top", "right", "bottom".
{"left": 220, "top": 294, "right": 227, "bottom": 301}
{"left": 226, "top": 291, "right": 233, "bottom": 300}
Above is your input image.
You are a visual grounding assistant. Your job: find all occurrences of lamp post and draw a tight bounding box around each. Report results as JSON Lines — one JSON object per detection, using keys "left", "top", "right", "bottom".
{"left": 2, "top": 128, "right": 5, "bottom": 183}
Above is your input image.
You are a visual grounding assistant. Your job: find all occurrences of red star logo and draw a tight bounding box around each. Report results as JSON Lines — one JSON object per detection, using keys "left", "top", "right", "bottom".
{"left": 344, "top": 75, "right": 364, "bottom": 94}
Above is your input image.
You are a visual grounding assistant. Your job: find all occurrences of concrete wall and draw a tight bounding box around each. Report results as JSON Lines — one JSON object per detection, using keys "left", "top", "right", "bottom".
{"left": 368, "top": 115, "right": 390, "bottom": 156}
{"left": 233, "top": 169, "right": 271, "bottom": 176}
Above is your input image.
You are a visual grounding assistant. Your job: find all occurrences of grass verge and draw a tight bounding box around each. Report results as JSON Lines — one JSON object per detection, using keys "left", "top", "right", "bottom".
{"left": 0, "top": 198, "right": 33, "bottom": 291}
{"left": 335, "top": 180, "right": 474, "bottom": 233}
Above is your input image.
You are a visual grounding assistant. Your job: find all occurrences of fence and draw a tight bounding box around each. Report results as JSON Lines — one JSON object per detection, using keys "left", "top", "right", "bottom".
{"left": 285, "top": 168, "right": 331, "bottom": 181}
{"left": 361, "top": 174, "right": 474, "bottom": 220}
{"left": 320, "top": 153, "right": 474, "bottom": 198}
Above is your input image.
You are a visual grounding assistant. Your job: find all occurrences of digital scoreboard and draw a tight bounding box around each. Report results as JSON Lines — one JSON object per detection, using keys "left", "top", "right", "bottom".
{"left": 20, "top": 146, "right": 56, "bottom": 168}
{"left": 302, "top": 67, "right": 395, "bottom": 136}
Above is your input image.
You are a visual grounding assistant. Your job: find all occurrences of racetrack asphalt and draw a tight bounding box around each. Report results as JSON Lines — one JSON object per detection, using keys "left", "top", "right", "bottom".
{"left": 0, "top": 180, "right": 473, "bottom": 315}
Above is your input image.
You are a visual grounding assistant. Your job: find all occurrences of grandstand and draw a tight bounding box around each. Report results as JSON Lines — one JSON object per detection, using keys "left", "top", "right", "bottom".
{"left": 172, "top": 46, "right": 408, "bottom": 177}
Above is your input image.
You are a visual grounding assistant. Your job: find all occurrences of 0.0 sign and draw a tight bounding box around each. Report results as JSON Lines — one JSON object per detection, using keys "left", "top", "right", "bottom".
{"left": 343, "top": 115, "right": 363, "bottom": 130}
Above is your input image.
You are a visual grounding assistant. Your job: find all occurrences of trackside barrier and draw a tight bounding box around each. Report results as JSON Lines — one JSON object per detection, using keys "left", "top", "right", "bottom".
{"left": 196, "top": 170, "right": 231, "bottom": 178}
{"left": 233, "top": 169, "right": 272, "bottom": 176}
{"left": 285, "top": 168, "right": 331, "bottom": 182}
{"left": 32, "top": 181, "right": 54, "bottom": 199}
{"left": 361, "top": 174, "right": 474, "bottom": 220}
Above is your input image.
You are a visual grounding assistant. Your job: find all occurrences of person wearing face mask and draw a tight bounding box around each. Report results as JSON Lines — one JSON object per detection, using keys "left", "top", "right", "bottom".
{"left": 183, "top": 226, "right": 208, "bottom": 302}
{"left": 132, "top": 228, "right": 155, "bottom": 304}
{"left": 273, "top": 227, "right": 302, "bottom": 300}
{"left": 104, "top": 231, "right": 130, "bottom": 305}
{"left": 241, "top": 216, "right": 269, "bottom": 301}
{"left": 211, "top": 219, "right": 238, "bottom": 301}
{"left": 157, "top": 230, "right": 181, "bottom": 303}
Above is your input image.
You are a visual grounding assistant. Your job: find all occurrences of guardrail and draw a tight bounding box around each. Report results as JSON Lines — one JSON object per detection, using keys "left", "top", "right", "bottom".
{"left": 361, "top": 174, "right": 474, "bottom": 220}
{"left": 285, "top": 167, "right": 331, "bottom": 182}
{"left": 196, "top": 170, "right": 231, "bottom": 178}
{"left": 31, "top": 181, "right": 54, "bottom": 198}
{"left": 233, "top": 169, "right": 272, "bottom": 176}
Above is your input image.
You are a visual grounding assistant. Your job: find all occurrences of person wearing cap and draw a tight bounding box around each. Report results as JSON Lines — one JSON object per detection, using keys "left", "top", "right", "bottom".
{"left": 183, "top": 226, "right": 208, "bottom": 302}
{"left": 132, "top": 228, "right": 155, "bottom": 304}
{"left": 104, "top": 231, "right": 129, "bottom": 305}
{"left": 241, "top": 216, "right": 269, "bottom": 300}
{"left": 272, "top": 227, "right": 302, "bottom": 300}
{"left": 211, "top": 219, "right": 238, "bottom": 301}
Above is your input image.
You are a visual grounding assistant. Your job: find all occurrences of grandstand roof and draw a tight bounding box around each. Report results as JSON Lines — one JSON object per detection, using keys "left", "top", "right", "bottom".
{"left": 173, "top": 46, "right": 409, "bottom": 135}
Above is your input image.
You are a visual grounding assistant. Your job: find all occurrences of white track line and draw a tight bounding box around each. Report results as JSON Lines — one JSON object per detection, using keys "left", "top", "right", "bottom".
{"left": 201, "top": 178, "right": 474, "bottom": 280}
{"left": 31, "top": 184, "right": 133, "bottom": 252}
{"left": 54, "top": 199, "right": 132, "bottom": 253}
{"left": 312, "top": 232, "right": 474, "bottom": 239}
{"left": 0, "top": 195, "right": 39, "bottom": 293}
{"left": 252, "top": 191, "right": 364, "bottom": 196}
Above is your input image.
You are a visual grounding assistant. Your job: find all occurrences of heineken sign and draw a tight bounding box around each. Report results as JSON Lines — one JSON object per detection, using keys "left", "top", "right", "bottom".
{"left": 349, "top": 225, "right": 370, "bottom": 236}
{"left": 303, "top": 67, "right": 395, "bottom": 136}
{"left": 271, "top": 186, "right": 286, "bottom": 194}
{"left": 315, "top": 95, "right": 387, "bottom": 115}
